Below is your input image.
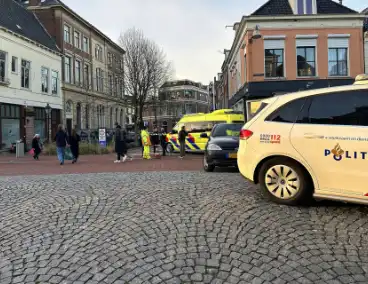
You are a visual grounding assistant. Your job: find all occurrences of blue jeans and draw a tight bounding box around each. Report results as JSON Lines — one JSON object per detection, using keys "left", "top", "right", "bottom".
{"left": 56, "top": 147, "right": 65, "bottom": 163}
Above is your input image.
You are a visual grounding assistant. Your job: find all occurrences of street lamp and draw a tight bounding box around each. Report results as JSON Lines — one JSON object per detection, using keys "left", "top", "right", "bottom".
{"left": 45, "top": 103, "right": 51, "bottom": 142}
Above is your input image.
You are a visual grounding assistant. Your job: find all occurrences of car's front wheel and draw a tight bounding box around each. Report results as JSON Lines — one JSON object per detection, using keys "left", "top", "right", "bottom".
{"left": 166, "top": 143, "right": 174, "bottom": 153}
{"left": 258, "top": 158, "right": 313, "bottom": 205}
{"left": 203, "top": 155, "right": 215, "bottom": 172}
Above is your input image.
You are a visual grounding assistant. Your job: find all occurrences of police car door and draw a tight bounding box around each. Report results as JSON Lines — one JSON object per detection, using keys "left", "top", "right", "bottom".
{"left": 290, "top": 90, "right": 368, "bottom": 198}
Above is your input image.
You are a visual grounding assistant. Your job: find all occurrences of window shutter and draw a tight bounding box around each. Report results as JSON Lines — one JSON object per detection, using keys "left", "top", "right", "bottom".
{"left": 296, "top": 38, "right": 316, "bottom": 47}
{"left": 328, "top": 38, "right": 349, "bottom": 48}
{"left": 264, "top": 40, "right": 285, "bottom": 49}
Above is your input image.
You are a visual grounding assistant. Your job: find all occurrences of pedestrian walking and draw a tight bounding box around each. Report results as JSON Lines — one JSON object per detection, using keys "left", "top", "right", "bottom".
{"left": 114, "top": 123, "right": 124, "bottom": 163}
{"left": 141, "top": 125, "right": 151, "bottom": 159}
{"left": 54, "top": 124, "right": 69, "bottom": 165}
{"left": 160, "top": 127, "right": 167, "bottom": 156}
{"left": 69, "top": 128, "right": 80, "bottom": 164}
{"left": 31, "top": 134, "right": 41, "bottom": 160}
{"left": 151, "top": 127, "right": 160, "bottom": 154}
{"left": 121, "top": 127, "right": 133, "bottom": 161}
{"left": 178, "top": 125, "right": 188, "bottom": 158}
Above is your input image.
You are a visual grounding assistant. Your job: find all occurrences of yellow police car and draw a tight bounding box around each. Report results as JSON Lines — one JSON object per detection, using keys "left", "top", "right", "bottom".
{"left": 238, "top": 74, "right": 368, "bottom": 206}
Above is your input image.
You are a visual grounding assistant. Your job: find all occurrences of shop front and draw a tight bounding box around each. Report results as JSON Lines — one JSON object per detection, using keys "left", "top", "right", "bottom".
{"left": 0, "top": 104, "right": 21, "bottom": 150}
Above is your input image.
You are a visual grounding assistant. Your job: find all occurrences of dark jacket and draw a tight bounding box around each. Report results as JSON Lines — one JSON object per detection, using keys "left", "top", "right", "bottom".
{"left": 178, "top": 129, "right": 188, "bottom": 143}
{"left": 151, "top": 131, "right": 160, "bottom": 145}
{"left": 160, "top": 131, "right": 167, "bottom": 145}
{"left": 69, "top": 134, "right": 80, "bottom": 158}
{"left": 31, "top": 138, "right": 41, "bottom": 154}
{"left": 55, "top": 130, "right": 68, "bottom": 147}
{"left": 115, "top": 126, "right": 127, "bottom": 154}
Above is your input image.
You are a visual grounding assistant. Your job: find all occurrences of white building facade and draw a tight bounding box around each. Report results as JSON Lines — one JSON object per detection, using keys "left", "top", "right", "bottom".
{"left": 0, "top": 28, "right": 62, "bottom": 148}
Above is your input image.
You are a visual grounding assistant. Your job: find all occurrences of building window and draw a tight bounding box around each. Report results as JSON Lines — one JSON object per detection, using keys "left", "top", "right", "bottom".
{"left": 296, "top": 47, "right": 316, "bottom": 77}
{"left": 74, "top": 31, "right": 80, "bottom": 49}
{"left": 11, "top": 56, "right": 18, "bottom": 73}
{"left": 84, "top": 63, "right": 90, "bottom": 89}
{"left": 297, "top": 0, "right": 313, "bottom": 14}
{"left": 75, "top": 59, "right": 81, "bottom": 84}
{"left": 83, "top": 36, "right": 89, "bottom": 53}
{"left": 0, "top": 51, "right": 6, "bottom": 81}
{"left": 51, "top": 70, "right": 58, "bottom": 95}
{"left": 64, "top": 25, "right": 71, "bottom": 43}
{"left": 108, "top": 73, "right": 113, "bottom": 95}
{"left": 96, "top": 68, "right": 103, "bottom": 92}
{"left": 264, "top": 49, "right": 284, "bottom": 78}
{"left": 41, "top": 67, "right": 49, "bottom": 93}
{"left": 328, "top": 48, "right": 348, "bottom": 76}
{"left": 64, "top": 56, "right": 71, "bottom": 83}
{"left": 114, "top": 76, "right": 119, "bottom": 96}
{"left": 120, "top": 78, "right": 124, "bottom": 97}
{"left": 21, "top": 59, "right": 30, "bottom": 88}
{"left": 95, "top": 45, "right": 103, "bottom": 61}
{"left": 120, "top": 58, "right": 124, "bottom": 70}
{"left": 108, "top": 52, "right": 112, "bottom": 66}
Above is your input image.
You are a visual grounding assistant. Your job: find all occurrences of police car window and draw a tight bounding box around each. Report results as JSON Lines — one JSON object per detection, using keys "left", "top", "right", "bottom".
{"left": 266, "top": 98, "right": 307, "bottom": 123}
{"left": 308, "top": 90, "right": 368, "bottom": 126}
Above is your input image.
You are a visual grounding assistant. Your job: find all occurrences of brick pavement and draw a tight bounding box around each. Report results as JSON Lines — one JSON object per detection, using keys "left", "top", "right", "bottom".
{"left": 1, "top": 172, "right": 368, "bottom": 283}
{"left": 0, "top": 151, "right": 202, "bottom": 176}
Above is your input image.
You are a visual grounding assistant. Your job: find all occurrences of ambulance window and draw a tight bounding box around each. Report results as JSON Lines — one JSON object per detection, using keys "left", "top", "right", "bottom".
{"left": 187, "top": 122, "right": 212, "bottom": 133}
{"left": 308, "top": 90, "right": 368, "bottom": 126}
{"left": 266, "top": 98, "right": 307, "bottom": 123}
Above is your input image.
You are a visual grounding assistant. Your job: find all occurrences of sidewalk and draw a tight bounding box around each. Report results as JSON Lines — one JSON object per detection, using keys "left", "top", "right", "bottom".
{"left": 0, "top": 151, "right": 202, "bottom": 176}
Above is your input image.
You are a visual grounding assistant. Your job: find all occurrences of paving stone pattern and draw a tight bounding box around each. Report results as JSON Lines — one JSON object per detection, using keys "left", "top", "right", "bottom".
{"left": 1, "top": 172, "right": 368, "bottom": 283}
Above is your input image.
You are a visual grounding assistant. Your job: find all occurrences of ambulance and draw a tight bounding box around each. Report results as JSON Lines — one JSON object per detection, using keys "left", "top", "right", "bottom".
{"left": 166, "top": 109, "right": 244, "bottom": 153}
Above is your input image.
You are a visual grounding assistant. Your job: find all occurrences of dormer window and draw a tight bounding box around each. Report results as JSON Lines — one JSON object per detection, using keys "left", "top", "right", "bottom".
{"left": 296, "top": 0, "right": 316, "bottom": 15}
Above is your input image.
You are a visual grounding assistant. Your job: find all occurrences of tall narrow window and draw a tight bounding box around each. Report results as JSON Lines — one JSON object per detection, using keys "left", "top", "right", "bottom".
{"left": 41, "top": 67, "right": 49, "bottom": 93}
{"left": 11, "top": 56, "right": 18, "bottom": 73}
{"left": 74, "top": 31, "right": 80, "bottom": 49}
{"left": 51, "top": 70, "right": 58, "bottom": 95}
{"left": 0, "top": 51, "right": 6, "bottom": 81}
{"left": 75, "top": 59, "right": 81, "bottom": 84}
{"left": 64, "top": 56, "right": 71, "bottom": 83}
{"left": 108, "top": 73, "right": 113, "bottom": 95}
{"left": 328, "top": 48, "right": 348, "bottom": 76}
{"left": 84, "top": 63, "right": 90, "bottom": 88}
{"left": 64, "top": 25, "right": 70, "bottom": 43}
{"left": 83, "top": 37, "right": 89, "bottom": 53}
{"left": 21, "top": 59, "right": 30, "bottom": 88}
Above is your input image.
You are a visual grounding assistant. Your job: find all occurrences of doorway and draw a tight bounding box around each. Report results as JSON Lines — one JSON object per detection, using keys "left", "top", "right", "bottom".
{"left": 66, "top": 119, "right": 72, "bottom": 135}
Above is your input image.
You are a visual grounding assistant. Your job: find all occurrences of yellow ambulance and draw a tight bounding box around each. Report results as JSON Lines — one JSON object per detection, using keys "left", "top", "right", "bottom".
{"left": 166, "top": 109, "right": 244, "bottom": 153}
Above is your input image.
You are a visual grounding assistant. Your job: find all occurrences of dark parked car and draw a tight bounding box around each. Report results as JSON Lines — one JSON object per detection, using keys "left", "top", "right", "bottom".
{"left": 201, "top": 123, "right": 243, "bottom": 172}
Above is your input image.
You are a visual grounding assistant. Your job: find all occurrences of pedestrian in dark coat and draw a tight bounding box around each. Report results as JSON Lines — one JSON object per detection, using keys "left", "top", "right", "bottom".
{"left": 31, "top": 134, "right": 41, "bottom": 160}
{"left": 69, "top": 128, "right": 80, "bottom": 163}
{"left": 114, "top": 123, "right": 123, "bottom": 163}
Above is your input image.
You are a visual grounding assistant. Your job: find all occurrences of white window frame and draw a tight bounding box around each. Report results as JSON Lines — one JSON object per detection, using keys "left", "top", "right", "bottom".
{"left": 21, "top": 59, "right": 31, "bottom": 89}
{"left": 11, "top": 56, "right": 18, "bottom": 74}
{"left": 327, "top": 34, "right": 350, "bottom": 77}
{"left": 295, "top": 36, "right": 318, "bottom": 77}
{"left": 108, "top": 73, "right": 113, "bottom": 95}
{"left": 295, "top": 0, "right": 317, "bottom": 14}
{"left": 64, "top": 55, "right": 72, "bottom": 83}
{"left": 64, "top": 24, "right": 71, "bottom": 43}
{"left": 95, "top": 44, "right": 103, "bottom": 61}
{"left": 83, "top": 63, "right": 90, "bottom": 89}
{"left": 41, "top": 66, "right": 49, "bottom": 93}
{"left": 74, "top": 30, "right": 80, "bottom": 49}
{"left": 51, "top": 70, "right": 58, "bottom": 95}
{"left": 263, "top": 37, "right": 286, "bottom": 79}
{"left": 0, "top": 51, "right": 8, "bottom": 82}
{"left": 74, "top": 59, "right": 82, "bottom": 85}
{"left": 83, "top": 36, "right": 89, "bottom": 53}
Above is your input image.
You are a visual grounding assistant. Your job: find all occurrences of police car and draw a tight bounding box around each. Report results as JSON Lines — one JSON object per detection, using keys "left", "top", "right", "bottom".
{"left": 238, "top": 74, "right": 368, "bottom": 206}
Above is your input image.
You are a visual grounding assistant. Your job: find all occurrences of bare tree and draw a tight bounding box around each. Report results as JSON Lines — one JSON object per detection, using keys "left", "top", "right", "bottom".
{"left": 118, "top": 27, "right": 174, "bottom": 139}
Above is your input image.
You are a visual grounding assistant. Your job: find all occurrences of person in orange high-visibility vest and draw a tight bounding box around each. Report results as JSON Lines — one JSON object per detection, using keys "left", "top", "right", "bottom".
{"left": 141, "top": 126, "right": 151, "bottom": 159}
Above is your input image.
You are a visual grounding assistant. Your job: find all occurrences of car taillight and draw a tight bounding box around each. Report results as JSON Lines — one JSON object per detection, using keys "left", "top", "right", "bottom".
{"left": 240, "top": 129, "right": 253, "bottom": 140}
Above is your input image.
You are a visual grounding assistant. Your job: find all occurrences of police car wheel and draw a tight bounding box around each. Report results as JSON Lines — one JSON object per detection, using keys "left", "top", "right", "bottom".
{"left": 203, "top": 155, "right": 215, "bottom": 172}
{"left": 166, "top": 143, "right": 174, "bottom": 153}
{"left": 258, "top": 157, "right": 313, "bottom": 206}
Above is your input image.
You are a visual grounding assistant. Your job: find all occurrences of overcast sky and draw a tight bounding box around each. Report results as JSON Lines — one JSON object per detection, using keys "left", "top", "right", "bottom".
{"left": 62, "top": 0, "right": 366, "bottom": 84}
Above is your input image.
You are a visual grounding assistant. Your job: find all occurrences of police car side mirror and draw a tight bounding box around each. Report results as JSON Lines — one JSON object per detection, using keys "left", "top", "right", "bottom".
{"left": 200, "top": 133, "right": 208, "bottom": 138}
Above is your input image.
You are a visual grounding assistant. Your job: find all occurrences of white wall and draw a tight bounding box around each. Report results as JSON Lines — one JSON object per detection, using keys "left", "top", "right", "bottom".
{"left": 0, "top": 30, "right": 62, "bottom": 109}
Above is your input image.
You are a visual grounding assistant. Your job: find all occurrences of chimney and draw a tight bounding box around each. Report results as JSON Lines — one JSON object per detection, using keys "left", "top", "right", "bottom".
{"left": 339, "top": 0, "right": 342, "bottom": 4}
{"left": 29, "top": 0, "right": 41, "bottom": 6}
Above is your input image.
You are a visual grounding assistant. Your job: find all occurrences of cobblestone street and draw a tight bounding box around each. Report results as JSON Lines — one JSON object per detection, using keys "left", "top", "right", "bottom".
{"left": 2, "top": 171, "right": 368, "bottom": 283}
